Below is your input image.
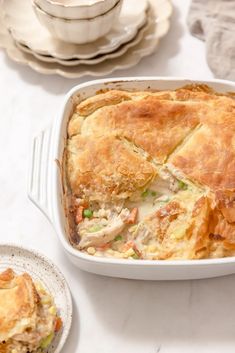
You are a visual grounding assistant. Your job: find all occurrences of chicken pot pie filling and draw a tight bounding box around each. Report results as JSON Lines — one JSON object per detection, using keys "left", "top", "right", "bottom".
{"left": 65, "top": 85, "right": 235, "bottom": 260}
{"left": 0, "top": 269, "right": 62, "bottom": 353}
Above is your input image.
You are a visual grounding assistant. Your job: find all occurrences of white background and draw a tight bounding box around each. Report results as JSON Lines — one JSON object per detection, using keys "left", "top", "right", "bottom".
{"left": 1, "top": 0, "right": 234, "bottom": 352}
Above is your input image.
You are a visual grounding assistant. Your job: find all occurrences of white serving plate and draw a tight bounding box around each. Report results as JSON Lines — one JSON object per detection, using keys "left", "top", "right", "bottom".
{"left": 29, "top": 77, "right": 235, "bottom": 281}
{"left": 3, "top": 0, "right": 148, "bottom": 59}
{"left": 0, "top": 244, "right": 72, "bottom": 353}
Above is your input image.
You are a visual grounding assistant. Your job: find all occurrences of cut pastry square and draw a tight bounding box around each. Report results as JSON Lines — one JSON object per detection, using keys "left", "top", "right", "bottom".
{"left": 67, "top": 134, "right": 157, "bottom": 201}
{"left": 169, "top": 123, "right": 235, "bottom": 190}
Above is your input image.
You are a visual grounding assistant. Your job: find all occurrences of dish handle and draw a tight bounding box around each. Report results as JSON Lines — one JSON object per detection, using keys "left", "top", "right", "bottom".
{"left": 28, "top": 126, "right": 53, "bottom": 223}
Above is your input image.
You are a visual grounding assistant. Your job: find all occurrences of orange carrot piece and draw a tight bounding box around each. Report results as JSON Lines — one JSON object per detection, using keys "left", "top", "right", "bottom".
{"left": 81, "top": 199, "right": 89, "bottom": 208}
{"left": 75, "top": 206, "right": 84, "bottom": 224}
{"left": 125, "top": 208, "right": 138, "bottom": 224}
{"left": 55, "top": 317, "right": 63, "bottom": 332}
{"left": 122, "top": 241, "right": 135, "bottom": 251}
{"left": 123, "top": 241, "right": 142, "bottom": 258}
{"left": 97, "top": 243, "right": 111, "bottom": 251}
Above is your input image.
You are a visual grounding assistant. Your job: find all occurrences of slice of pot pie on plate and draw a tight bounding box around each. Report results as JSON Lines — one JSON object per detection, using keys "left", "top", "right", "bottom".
{"left": 0, "top": 268, "right": 62, "bottom": 353}
{"left": 64, "top": 84, "right": 235, "bottom": 261}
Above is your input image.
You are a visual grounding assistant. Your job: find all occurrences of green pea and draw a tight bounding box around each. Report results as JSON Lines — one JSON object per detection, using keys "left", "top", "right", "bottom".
{"left": 178, "top": 180, "right": 188, "bottom": 190}
{"left": 114, "top": 235, "right": 123, "bottom": 241}
{"left": 83, "top": 209, "right": 93, "bottom": 218}
{"left": 141, "top": 189, "right": 149, "bottom": 198}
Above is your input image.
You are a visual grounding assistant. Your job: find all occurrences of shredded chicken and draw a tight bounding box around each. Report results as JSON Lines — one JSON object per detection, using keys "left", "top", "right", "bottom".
{"left": 79, "top": 209, "right": 130, "bottom": 248}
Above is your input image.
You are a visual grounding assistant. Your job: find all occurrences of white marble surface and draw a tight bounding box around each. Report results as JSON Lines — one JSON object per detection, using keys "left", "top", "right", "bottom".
{"left": 1, "top": 0, "right": 234, "bottom": 352}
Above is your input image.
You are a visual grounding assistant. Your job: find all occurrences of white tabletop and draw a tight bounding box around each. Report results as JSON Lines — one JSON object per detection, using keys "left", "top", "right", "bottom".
{"left": 1, "top": 0, "right": 233, "bottom": 352}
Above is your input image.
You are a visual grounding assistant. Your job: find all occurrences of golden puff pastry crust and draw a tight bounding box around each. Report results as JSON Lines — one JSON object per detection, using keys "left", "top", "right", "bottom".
{"left": 0, "top": 343, "right": 8, "bottom": 353}
{"left": 168, "top": 122, "right": 235, "bottom": 191}
{"left": 0, "top": 268, "right": 39, "bottom": 342}
{"left": 71, "top": 95, "right": 202, "bottom": 164}
{"left": 65, "top": 84, "right": 235, "bottom": 260}
{"left": 67, "top": 134, "right": 156, "bottom": 201}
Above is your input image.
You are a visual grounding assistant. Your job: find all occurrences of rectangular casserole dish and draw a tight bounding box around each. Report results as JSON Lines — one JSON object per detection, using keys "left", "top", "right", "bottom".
{"left": 28, "top": 77, "right": 235, "bottom": 280}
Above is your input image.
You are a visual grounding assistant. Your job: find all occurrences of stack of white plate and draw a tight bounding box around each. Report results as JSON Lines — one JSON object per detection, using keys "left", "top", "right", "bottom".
{"left": 1, "top": 0, "right": 172, "bottom": 78}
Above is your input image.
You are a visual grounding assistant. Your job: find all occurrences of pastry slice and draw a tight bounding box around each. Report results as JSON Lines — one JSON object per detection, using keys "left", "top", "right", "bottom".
{"left": 0, "top": 269, "right": 62, "bottom": 353}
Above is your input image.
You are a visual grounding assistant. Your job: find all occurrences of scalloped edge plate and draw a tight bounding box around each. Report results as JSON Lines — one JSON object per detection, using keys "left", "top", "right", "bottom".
{"left": 14, "top": 15, "right": 150, "bottom": 66}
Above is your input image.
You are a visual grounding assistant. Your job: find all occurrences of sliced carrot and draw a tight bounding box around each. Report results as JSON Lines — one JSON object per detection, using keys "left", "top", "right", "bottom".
{"left": 97, "top": 243, "right": 111, "bottom": 251}
{"left": 81, "top": 199, "right": 89, "bottom": 208}
{"left": 133, "top": 246, "right": 142, "bottom": 258}
{"left": 75, "top": 206, "right": 84, "bottom": 224}
{"left": 54, "top": 317, "right": 62, "bottom": 332}
{"left": 123, "top": 241, "right": 142, "bottom": 258}
{"left": 122, "top": 241, "right": 135, "bottom": 252}
{"left": 125, "top": 208, "right": 138, "bottom": 224}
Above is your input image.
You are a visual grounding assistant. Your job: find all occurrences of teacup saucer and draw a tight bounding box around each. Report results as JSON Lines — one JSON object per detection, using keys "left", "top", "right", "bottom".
{"left": 14, "top": 14, "right": 150, "bottom": 66}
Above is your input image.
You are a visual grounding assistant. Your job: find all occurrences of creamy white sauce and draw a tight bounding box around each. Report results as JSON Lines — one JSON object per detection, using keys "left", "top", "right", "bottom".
{"left": 125, "top": 176, "right": 174, "bottom": 221}
{"left": 125, "top": 199, "right": 160, "bottom": 220}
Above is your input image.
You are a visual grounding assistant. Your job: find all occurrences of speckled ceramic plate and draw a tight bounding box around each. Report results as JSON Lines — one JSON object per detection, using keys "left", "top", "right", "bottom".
{"left": 3, "top": 0, "right": 149, "bottom": 60}
{"left": 0, "top": 244, "right": 72, "bottom": 353}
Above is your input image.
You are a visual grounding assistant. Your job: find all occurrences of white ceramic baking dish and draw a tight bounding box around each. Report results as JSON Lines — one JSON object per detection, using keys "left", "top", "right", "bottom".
{"left": 28, "top": 77, "right": 235, "bottom": 280}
